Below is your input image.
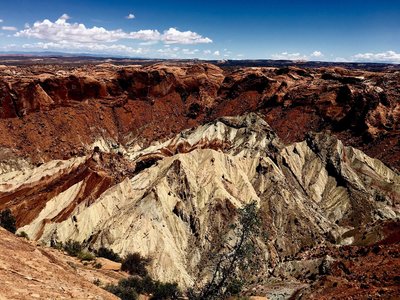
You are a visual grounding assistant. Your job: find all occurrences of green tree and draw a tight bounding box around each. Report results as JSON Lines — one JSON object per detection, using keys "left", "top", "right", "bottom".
{"left": 190, "top": 201, "right": 263, "bottom": 300}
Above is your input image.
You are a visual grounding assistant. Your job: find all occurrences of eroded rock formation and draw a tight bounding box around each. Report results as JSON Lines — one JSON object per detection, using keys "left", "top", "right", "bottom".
{"left": 1, "top": 114, "right": 398, "bottom": 294}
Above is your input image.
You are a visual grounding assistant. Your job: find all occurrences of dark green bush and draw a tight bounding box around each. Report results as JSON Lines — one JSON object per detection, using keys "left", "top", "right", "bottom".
{"left": 96, "top": 247, "right": 122, "bottom": 262}
{"left": 121, "top": 253, "right": 151, "bottom": 276}
{"left": 17, "top": 231, "right": 29, "bottom": 239}
{"left": 106, "top": 275, "right": 181, "bottom": 300}
{"left": 225, "top": 278, "right": 244, "bottom": 296}
{"left": 50, "top": 240, "right": 64, "bottom": 250}
{"left": 0, "top": 209, "right": 16, "bottom": 234}
{"left": 63, "top": 240, "right": 83, "bottom": 257}
{"left": 152, "top": 281, "right": 181, "bottom": 300}
{"left": 105, "top": 284, "right": 138, "bottom": 300}
{"left": 78, "top": 251, "right": 95, "bottom": 261}
{"left": 119, "top": 276, "right": 155, "bottom": 294}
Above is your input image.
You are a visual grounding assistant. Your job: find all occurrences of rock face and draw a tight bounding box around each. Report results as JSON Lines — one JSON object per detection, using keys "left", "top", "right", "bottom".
{"left": 1, "top": 114, "right": 398, "bottom": 291}
{"left": 0, "top": 63, "right": 399, "bottom": 170}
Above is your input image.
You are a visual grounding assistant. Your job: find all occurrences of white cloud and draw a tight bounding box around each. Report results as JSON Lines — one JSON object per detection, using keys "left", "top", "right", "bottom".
{"left": 128, "top": 30, "right": 161, "bottom": 41}
{"left": 182, "top": 48, "right": 199, "bottom": 55}
{"left": 126, "top": 13, "right": 135, "bottom": 20}
{"left": 15, "top": 15, "right": 212, "bottom": 45}
{"left": 156, "top": 46, "right": 180, "bottom": 58}
{"left": 20, "top": 41, "right": 145, "bottom": 55}
{"left": 59, "top": 14, "right": 70, "bottom": 21}
{"left": 15, "top": 17, "right": 127, "bottom": 43}
{"left": 2, "top": 26, "right": 17, "bottom": 31}
{"left": 311, "top": 50, "right": 323, "bottom": 57}
{"left": 203, "top": 49, "right": 211, "bottom": 54}
{"left": 0, "top": 19, "right": 3, "bottom": 23}
{"left": 271, "top": 50, "right": 324, "bottom": 61}
{"left": 213, "top": 50, "right": 220, "bottom": 56}
{"left": 334, "top": 57, "right": 349, "bottom": 62}
{"left": 139, "top": 40, "right": 159, "bottom": 46}
{"left": 161, "top": 28, "right": 212, "bottom": 44}
{"left": 271, "top": 52, "right": 307, "bottom": 60}
{"left": 353, "top": 50, "right": 400, "bottom": 63}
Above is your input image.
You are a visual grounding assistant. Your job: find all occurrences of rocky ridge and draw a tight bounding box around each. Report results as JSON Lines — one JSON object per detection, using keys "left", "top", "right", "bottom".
{"left": 1, "top": 114, "right": 398, "bottom": 297}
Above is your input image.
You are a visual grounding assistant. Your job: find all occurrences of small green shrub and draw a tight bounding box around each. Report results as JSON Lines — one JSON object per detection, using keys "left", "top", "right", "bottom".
{"left": 51, "top": 240, "right": 64, "bottom": 250}
{"left": 96, "top": 247, "right": 121, "bottom": 262}
{"left": 121, "top": 253, "right": 151, "bottom": 276}
{"left": 106, "top": 275, "right": 181, "bottom": 300}
{"left": 119, "top": 276, "right": 155, "bottom": 294}
{"left": 93, "top": 278, "right": 101, "bottom": 286}
{"left": 225, "top": 278, "right": 244, "bottom": 296}
{"left": 105, "top": 284, "right": 138, "bottom": 300}
{"left": 78, "top": 251, "right": 96, "bottom": 261}
{"left": 0, "top": 209, "right": 16, "bottom": 234}
{"left": 17, "top": 231, "right": 29, "bottom": 239}
{"left": 93, "top": 262, "right": 103, "bottom": 269}
{"left": 152, "top": 281, "right": 181, "bottom": 300}
{"left": 63, "top": 240, "right": 83, "bottom": 257}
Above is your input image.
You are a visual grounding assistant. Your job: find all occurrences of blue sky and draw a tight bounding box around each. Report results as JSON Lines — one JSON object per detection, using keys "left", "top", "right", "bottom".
{"left": 0, "top": 0, "right": 399, "bottom": 62}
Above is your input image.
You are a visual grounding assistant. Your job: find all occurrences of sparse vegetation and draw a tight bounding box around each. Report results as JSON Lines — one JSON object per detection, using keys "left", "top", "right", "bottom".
{"left": 121, "top": 252, "right": 151, "bottom": 276}
{"left": 56, "top": 239, "right": 96, "bottom": 262}
{"left": 50, "top": 240, "right": 64, "bottom": 250}
{"left": 78, "top": 251, "right": 96, "bottom": 261}
{"left": 93, "top": 278, "right": 102, "bottom": 286}
{"left": 0, "top": 209, "right": 17, "bottom": 234}
{"left": 93, "top": 262, "right": 103, "bottom": 269}
{"left": 105, "top": 275, "right": 181, "bottom": 300}
{"left": 63, "top": 240, "right": 83, "bottom": 257}
{"left": 105, "top": 284, "right": 139, "bottom": 300}
{"left": 96, "top": 246, "right": 122, "bottom": 262}
{"left": 17, "top": 231, "right": 29, "bottom": 239}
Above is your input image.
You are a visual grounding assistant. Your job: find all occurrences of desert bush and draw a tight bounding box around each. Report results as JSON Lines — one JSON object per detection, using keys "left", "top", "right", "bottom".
{"left": 106, "top": 275, "right": 181, "bottom": 300}
{"left": 0, "top": 209, "right": 16, "bottom": 234}
{"left": 105, "top": 284, "right": 138, "bottom": 300}
{"left": 121, "top": 252, "right": 151, "bottom": 276}
{"left": 152, "top": 281, "right": 181, "bottom": 300}
{"left": 93, "top": 278, "right": 101, "bottom": 286}
{"left": 51, "top": 240, "right": 64, "bottom": 250}
{"left": 93, "top": 262, "right": 103, "bottom": 269}
{"left": 225, "top": 278, "right": 244, "bottom": 296}
{"left": 63, "top": 240, "right": 83, "bottom": 257}
{"left": 78, "top": 251, "right": 96, "bottom": 261}
{"left": 96, "top": 246, "right": 122, "bottom": 262}
{"left": 17, "top": 231, "right": 29, "bottom": 239}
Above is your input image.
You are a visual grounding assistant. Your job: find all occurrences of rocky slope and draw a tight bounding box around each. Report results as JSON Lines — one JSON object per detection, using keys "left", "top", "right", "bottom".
{"left": 1, "top": 114, "right": 398, "bottom": 297}
{"left": 0, "top": 63, "right": 399, "bottom": 170}
{"left": 0, "top": 227, "right": 123, "bottom": 300}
